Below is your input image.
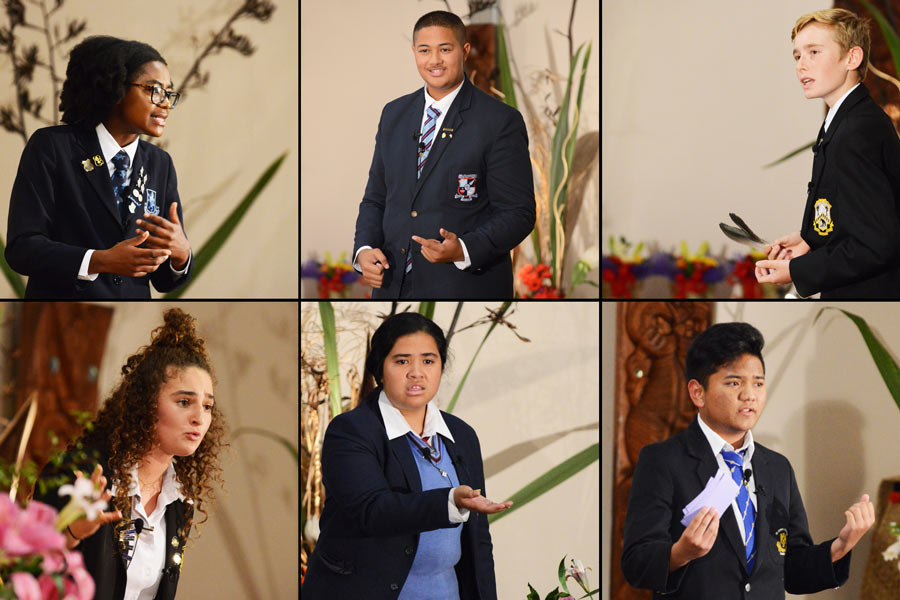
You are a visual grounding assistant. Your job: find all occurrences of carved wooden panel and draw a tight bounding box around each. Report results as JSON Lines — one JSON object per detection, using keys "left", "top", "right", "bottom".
{"left": 610, "top": 301, "right": 713, "bottom": 600}
{"left": 4, "top": 302, "right": 113, "bottom": 500}
{"left": 464, "top": 24, "right": 497, "bottom": 97}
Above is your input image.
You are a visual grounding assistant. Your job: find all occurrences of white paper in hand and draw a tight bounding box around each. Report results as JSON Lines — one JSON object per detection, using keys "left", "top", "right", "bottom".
{"left": 680, "top": 470, "right": 739, "bottom": 527}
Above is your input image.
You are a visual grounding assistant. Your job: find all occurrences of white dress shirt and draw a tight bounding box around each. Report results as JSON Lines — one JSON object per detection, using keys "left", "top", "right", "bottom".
{"left": 78, "top": 123, "right": 190, "bottom": 281}
{"left": 377, "top": 390, "right": 470, "bottom": 524}
{"left": 353, "top": 78, "right": 472, "bottom": 273}
{"left": 824, "top": 82, "right": 860, "bottom": 132}
{"left": 111, "top": 462, "right": 188, "bottom": 600}
{"left": 696, "top": 414, "right": 757, "bottom": 545}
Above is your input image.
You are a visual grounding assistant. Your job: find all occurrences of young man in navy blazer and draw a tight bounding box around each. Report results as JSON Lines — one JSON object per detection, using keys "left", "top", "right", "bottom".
{"left": 622, "top": 322, "right": 874, "bottom": 598}
{"left": 353, "top": 10, "right": 535, "bottom": 299}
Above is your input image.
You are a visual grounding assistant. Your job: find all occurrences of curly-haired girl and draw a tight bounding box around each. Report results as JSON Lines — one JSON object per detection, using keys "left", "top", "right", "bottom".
{"left": 35, "top": 308, "right": 226, "bottom": 600}
{"left": 7, "top": 35, "right": 192, "bottom": 299}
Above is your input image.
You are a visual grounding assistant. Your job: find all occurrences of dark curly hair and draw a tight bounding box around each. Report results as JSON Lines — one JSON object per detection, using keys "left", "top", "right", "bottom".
{"left": 81, "top": 308, "right": 226, "bottom": 546}
{"left": 59, "top": 35, "right": 167, "bottom": 128}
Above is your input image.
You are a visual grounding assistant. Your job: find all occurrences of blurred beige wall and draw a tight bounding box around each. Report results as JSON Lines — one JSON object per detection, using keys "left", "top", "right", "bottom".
{"left": 602, "top": 302, "right": 900, "bottom": 600}
{"left": 301, "top": 300, "right": 600, "bottom": 598}
{"left": 301, "top": 1, "right": 599, "bottom": 297}
{"left": 603, "top": 1, "right": 829, "bottom": 258}
{"left": 95, "top": 301, "right": 298, "bottom": 598}
{"left": 0, "top": 1, "right": 299, "bottom": 298}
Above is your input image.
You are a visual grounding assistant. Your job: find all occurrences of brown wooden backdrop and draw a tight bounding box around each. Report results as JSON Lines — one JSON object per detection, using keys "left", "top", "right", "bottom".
{"left": 610, "top": 301, "right": 713, "bottom": 600}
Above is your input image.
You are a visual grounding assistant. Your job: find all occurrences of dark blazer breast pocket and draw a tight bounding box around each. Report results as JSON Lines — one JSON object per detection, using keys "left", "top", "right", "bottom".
{"left": 767, "top": 497, "right": 789, "bottom": 565}
{"left": 449, "top": 170, "right": 481, "bottom": 204}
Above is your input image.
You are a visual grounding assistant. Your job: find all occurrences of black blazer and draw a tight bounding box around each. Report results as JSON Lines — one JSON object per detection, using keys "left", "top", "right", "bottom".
{"left": 7, "top": 124, "right": 192, "bottom": 299}
{"left": 621, "top": 417, "right": 850, "bottom": 599}
{"left": 353, "top": 76, "right": 536, "bottom": 299}
{"left": 790, "top": 84, "right": 900, "bottom": 298}
{"left": 34, "top": 446, "right": 192, "bottom": 600}
{"left": 302, "top": 388, "right": 498, "bottom": 599}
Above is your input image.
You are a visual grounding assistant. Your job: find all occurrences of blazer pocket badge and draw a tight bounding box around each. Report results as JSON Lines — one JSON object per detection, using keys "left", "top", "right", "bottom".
{"left": 145, "top": 189, "right": 159, "bottom": 215}
{"left": 813, "top": 198, "right": 834, "bottom": 236}
{"left": 454, "top": 174, "right": 478, "bottom": 202}
{"left": 775, "top": 527, "right": 788, "bottom": 556}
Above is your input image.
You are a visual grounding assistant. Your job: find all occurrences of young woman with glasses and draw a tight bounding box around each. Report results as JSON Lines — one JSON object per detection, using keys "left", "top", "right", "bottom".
{"left": 6, "top": 35, "right": 193, "bottom": 299}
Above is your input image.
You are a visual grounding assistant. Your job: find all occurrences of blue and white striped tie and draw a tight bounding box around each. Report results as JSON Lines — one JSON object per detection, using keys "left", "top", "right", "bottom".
{"left": 722, "top": 449, "right": 756, "bottom": 573}
{"left": 409, "top": 105, "right": 441, "bottom": 274}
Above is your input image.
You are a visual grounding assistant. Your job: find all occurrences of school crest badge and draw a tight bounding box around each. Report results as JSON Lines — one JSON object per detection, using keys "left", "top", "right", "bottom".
{"left": 81, "top": 159, "right": 94, "bottom": 173}
{"left": 145, "top": 189, "right": 159, "bottom": 215}
{"left": 813, "top": 198, "right": 833, "bottom": 236}
{"left": 92, "top": 155, "right": 104, "bottom": 167}
{"left": 454, "top": 173, "right": 478, "bottom": 202}
{"left": 775, "top": 528, "right": 788, "bottom": 556}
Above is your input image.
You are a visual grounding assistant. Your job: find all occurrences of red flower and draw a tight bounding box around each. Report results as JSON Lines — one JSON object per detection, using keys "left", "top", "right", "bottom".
{"left": 533, "top": 286, "right": 564, "bottom": 298}
{"left": 601, "top": 257, "right": 636, "bottom": 298}
{"left": 518, "top": 263, "right": 552, "bottom": 293}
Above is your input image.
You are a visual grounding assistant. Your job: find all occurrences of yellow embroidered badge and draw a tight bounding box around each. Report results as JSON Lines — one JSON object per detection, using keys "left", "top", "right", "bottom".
{"left": 775, "top": 528, "right": 787, "bottom": 556}
{"left": 813, "top": 198, "right": 834, "bottom": 236}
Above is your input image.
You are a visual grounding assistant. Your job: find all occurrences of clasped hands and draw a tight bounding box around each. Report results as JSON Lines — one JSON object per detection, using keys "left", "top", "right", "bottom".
{"left": 755, "top": 231, "right": 811, "bottom": 285}
{"left": 452, "top": 485, "right": 512, "bottom": 515}
{"left": 357, "top": 228, "right": 464, "bottom": 289}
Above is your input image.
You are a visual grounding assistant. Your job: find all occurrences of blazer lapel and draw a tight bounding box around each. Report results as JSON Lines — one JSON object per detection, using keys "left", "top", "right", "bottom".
{"left": 413, "top": 77, "right": 472, "bottom": 201}
{"left": 123, "top": 145, "right": 148, "bottom": 228}
{"left": 750, "top": 450, "right": 771, "bottom": 574}
{"left": 441, "top": 434, "right": 471, "bottom": 485}
{"left": 684, "top": 418, "right": 748, "bottom": 572}
{"left": 819, "top": 83, "right": 869, "bottom": 149}
{"left": 72, "top": 127, "right": 122, "bottom": 227}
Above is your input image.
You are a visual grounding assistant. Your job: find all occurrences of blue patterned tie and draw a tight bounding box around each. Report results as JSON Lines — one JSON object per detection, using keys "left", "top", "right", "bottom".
{"left": 110, "top": 150, "right": 130, "bottom": 222}
{"left": 722, "top": 449, "right": 755, "bottom": 572}
{"left": 408, "top": 105, "right": 442, "bottom": 274}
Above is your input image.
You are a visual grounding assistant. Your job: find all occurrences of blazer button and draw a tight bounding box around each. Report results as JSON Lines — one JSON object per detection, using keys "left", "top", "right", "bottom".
{"left": 112, "top": 276, "right": 122, "bottom": 285}
{"left": 390, "top": 583, "right": 399, "bottom": 590}
{"left": 400, "top": 248, "right": 406, "bottom": 255}
{"left": 405, "top": 547, "right": 413, "bottom": 555}
{"left": 410, "top": 210, "right": 418, "bottom": 218}
{"left": 744, "top": 582, "right": 751, "bottom": 592}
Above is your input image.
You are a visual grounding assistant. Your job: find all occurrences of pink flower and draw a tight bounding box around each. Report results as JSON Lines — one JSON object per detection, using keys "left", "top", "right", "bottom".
{"left": 41, "top": 548, "right": 65, "bottom": 573}
{"left": 38, "top": 575, "right": 60, "bottom": 600}
{"left": 2, "top": 507, "right": 65, "bottom": 555}
{"left": 25, "top": 500, "right": 58, "bottom": 527}
{"left": 10, "top": 572, "right": 42, "bottom": 600}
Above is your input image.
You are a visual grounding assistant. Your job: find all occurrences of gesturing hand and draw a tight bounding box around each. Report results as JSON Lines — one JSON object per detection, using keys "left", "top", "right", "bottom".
{"left": 765, "top": 231, "right": 810, "bottom": 261}
{"left": 411, "top": 228, "right": 464, "bottom": 263}
{"left": 452, "top": 485, "right": 513, "bottom": 515}
{"left": 91, "top": 231, "right": 171, "bottom": 277}
{"left": 66, "top": 465, "right": 122, "bottom": 549}
{"left": 831, "top": 494, "right": 875, "bottom": 562}
{"left": 135, "top": 202, "right": 191, "bottom": 270}
{"left": 669, "top": 507, "right": 720, "bottom": 571}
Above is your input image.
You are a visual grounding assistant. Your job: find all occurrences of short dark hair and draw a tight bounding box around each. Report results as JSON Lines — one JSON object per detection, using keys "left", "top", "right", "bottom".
{"left": 685, "top": 322, "right": 765, "bottom": 389}
{"left": 366, "top": 312, "right": 448, "bottom": 384}
{"left": 60, "top": 35, "right": 167, "bottom": 128}
{"left": 413, "top": 10, "right": 467, "bottom": 47}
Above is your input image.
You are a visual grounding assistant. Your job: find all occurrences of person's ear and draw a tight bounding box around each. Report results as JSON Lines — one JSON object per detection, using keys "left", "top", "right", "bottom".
{"left": 462, "top": 42, "right": 471, "bottom": 62}
{"left": 687, "top": 379, "right": 705, "bottom": 409}
{"left": 846, "top": 46, "right": 863, "bottom": 71}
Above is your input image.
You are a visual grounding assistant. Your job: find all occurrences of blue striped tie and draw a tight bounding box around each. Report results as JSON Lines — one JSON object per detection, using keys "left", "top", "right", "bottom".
{"left": 408, "top": 105, "right": 442, "bottom": 274}
{"left": 722, "top": 449, "right": 755, "bottom": 572}
{"left": 110, "top": 150, "right": 130, "bottom": 222}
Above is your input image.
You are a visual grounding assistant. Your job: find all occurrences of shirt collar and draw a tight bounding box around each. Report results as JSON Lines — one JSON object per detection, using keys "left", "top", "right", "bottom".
{"left": 95, "top": 122, "right": 139, "bottom": 167}
{"left": 696, "top": 413, "right": 754, "bottom": 462}
{"left": 824, "top": 82, "right": 860, "bottom": 132}
{"left": 112, "top": 461, "right": 187, "bottom": 504}
{"left": 378, "top": 389, "right": 455, "bottom": 443}
{"left": 423, "top": 77, "right": 464, "bottom": 117}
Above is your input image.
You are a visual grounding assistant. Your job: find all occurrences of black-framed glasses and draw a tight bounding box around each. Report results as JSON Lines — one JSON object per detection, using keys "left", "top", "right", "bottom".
{"left": 127, "top": 83, "right": 180, "bottom": 108}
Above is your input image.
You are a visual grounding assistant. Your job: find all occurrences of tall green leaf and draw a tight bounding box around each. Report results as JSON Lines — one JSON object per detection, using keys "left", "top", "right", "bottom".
{"left": 164, "top": 151, "right": 287, "bottom": 298}
{"left": 815, "top": 307, "right": 900, "bottom": 412}
{"left": 496, "top": 19, "right": 518, "bottom": 109}
{"left": 446, "top": 302, "right": 512, "bottom": 413}
{"left": 418, "top": 302, "right": 435, "bottom": 320}
{"left": 0, "top": 235, "right": 25, "bottom": 298}
{"left": 232, "top": 427, "right": 298, "bottom": 464}
{"left": 860, "top": 1, "right": 900, "bottom": 79}
{"left": 548, "top": 44, "right": 585, "bottom": 288}
{"left": 763, "top": 141, "right": 815, "bottom": 169}
{"left": 488, "top": 442, "right": 599, "bottom": 523}
{"left": 319, "top": 301, "right": 343, "bottom": 417}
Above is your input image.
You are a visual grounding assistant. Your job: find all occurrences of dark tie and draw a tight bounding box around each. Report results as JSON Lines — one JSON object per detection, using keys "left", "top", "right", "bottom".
{"left": 110, "top": 150, "right": 130, "bottom": 222}
{"left": 722, "top": 449, "right": 756, "bottom": 572}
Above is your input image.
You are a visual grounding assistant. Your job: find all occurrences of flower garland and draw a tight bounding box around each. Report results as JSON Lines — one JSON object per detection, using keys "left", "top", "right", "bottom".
{"left": 300, "top": 252, "right": 360, "bottom": 298}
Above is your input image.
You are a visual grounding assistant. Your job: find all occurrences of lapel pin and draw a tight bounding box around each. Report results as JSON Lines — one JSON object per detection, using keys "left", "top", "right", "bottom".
{"left": 81, "top": 159, "right": 94, "bottom": 173}
{"left": 441, "top": 132, "right": 446, "bottom": 139}
{"left": 449, "top": 133, "right": 453, "bottom": 138}
{"left": 92, "top": 155, "right": 104, "bottom": 167}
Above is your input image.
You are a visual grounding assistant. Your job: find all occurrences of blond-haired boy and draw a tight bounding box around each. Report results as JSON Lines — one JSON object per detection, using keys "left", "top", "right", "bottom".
{"left": 756, "top": 8, "right": 900, "bottom": 298}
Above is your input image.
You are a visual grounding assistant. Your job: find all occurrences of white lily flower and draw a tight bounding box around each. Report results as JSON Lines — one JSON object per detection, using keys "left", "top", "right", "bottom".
{"left": 883, "top": 538, "right": 900, "bottom": 562}
{"left": 58, "top": 475, "right": 107, "bottom": 521}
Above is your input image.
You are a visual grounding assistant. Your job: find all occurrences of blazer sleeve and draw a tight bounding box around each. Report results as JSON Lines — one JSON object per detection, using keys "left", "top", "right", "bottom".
{"left": 459, "top": 426, "right": 498, "bottom": 600}
{"left": 621, "top": 444, "right": 687, "bottom": 594}
{"left": 790, "top": 116, "right": 900, "bottom": 296}
{"left": 150, "top": 156, "right": 192, "bottom": 293}
{"left": 781, "top": 460, "right": 851, "bottom": 594}
{"left": 6, "top": 130, "right": 91, "bottom": 279}
{"left": 462, "top": 109, "right": 535, "bottom": 269}
{"left": 321, "top": 414, "right": 456, "bottom": 538}
{"left": 353, "top": 112, "right": 388, "bottom": 259}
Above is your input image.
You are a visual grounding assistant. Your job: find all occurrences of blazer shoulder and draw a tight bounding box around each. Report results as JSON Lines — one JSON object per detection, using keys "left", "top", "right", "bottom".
{"left": 23, "top": 124, "right": 82, "bottom": 153}
{"left": 381, "top": 88, "right": 423, "bottom": 116}
{"left": 753, "top": 442, "right": 792, "bottom": 471}
{"left": 138, "top": 138, "right": 174, "bottom": 163}
{"left": 841, "top": 96, "right": 897, "bottom": 139}
{"left": 440, "top": 410, "right": 477, "bottom": 441}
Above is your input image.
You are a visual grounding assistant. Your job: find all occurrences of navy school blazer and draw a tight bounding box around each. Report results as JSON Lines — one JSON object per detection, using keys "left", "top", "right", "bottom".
{"left": 622, "top": 417, "right": 850, "bottom": 599}
{"left": 33, "top": 445, "right": 191, "bottom": 600}
{"left": 353, "top": 76, "right": 535, "bottom": 299}
{"left": 6, "top": 124, "right": 192, "bottom": 299}
{"left": 302, "top": 388, "right": 498, "bottom": 599}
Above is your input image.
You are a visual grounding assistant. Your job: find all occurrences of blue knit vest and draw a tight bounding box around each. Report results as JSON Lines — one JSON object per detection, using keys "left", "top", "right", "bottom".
{"left": 398, "top": 435, "right": 462, "bottom": 600}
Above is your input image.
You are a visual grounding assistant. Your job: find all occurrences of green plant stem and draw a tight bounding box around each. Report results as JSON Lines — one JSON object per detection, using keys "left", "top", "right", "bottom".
{"left": 446, "top": 302, "right": 512, "bottom": 413}
{"left": 319, "top": 301, "right": 343, "bottom": 417}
